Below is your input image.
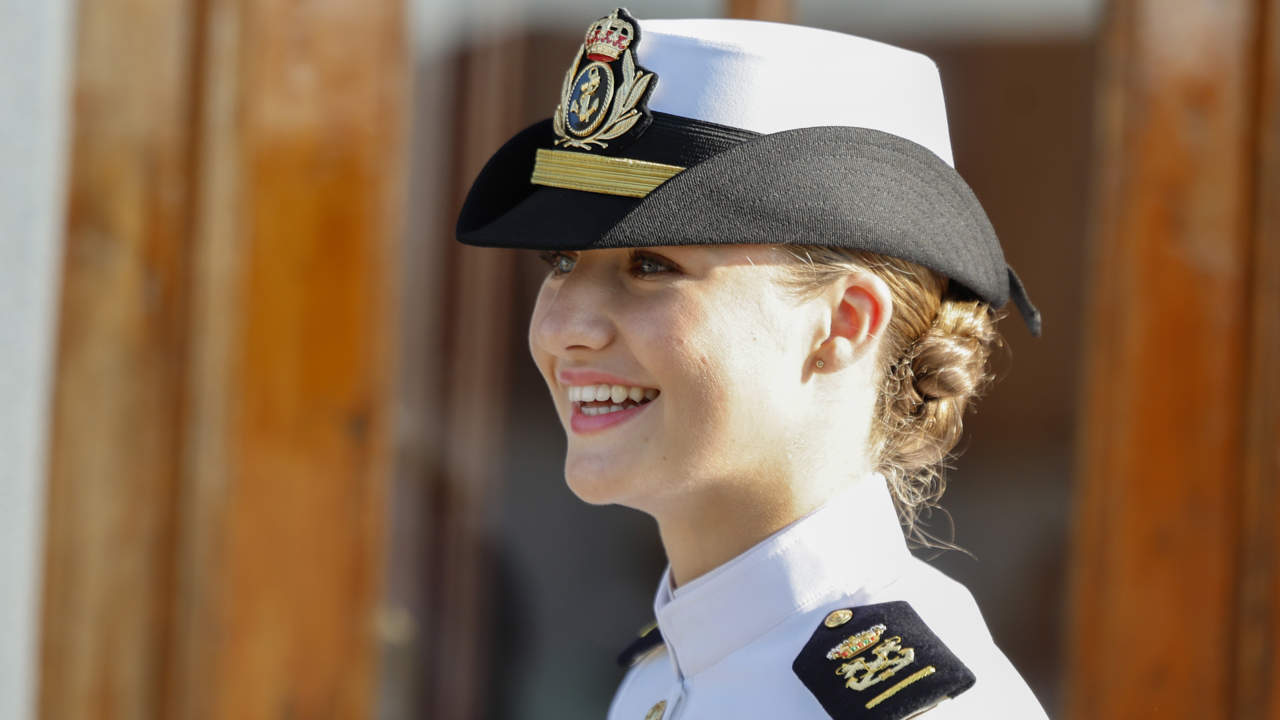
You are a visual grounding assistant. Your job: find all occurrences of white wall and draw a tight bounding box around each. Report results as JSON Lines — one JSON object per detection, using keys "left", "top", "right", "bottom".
{"left": 0, "top": 1, "right": 75, "bottom": 718}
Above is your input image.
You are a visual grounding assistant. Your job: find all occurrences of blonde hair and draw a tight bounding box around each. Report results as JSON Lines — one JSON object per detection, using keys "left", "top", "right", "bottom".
{"left": 781, "top": 246, "right": 1004, "bottom": 546}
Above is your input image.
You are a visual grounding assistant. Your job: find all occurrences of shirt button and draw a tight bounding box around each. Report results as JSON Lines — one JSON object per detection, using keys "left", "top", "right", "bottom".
{"left": 644, "top": 699, "right": 667, "bottom": 720}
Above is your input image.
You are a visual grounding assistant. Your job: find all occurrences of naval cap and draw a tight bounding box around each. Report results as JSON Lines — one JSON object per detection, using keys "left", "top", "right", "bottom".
{"left": 456, "top": 8, "right": 1042, "bottom": 336}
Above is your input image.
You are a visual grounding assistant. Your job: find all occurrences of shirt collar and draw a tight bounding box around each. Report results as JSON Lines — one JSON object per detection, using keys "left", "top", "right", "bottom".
{"left": 652, "top": 474, "right": 911, "bottom": 677}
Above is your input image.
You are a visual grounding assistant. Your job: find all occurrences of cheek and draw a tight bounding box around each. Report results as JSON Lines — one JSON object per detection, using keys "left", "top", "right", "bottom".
{"left": 707, "top": 300, "right": 807, "bottom": 435}
{"left": 621, "top": 300, "right": 715, "bottom": 381}
{"left": 636, "top": 295, "right": 796, "bottom": 429}
{"left": 527, "top": 289, "right": 558, "bottom": 390}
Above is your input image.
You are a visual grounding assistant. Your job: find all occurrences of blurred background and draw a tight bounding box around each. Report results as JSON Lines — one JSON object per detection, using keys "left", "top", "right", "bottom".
{"left": 2, "top": 0, "right": 1276, "bottom": 719}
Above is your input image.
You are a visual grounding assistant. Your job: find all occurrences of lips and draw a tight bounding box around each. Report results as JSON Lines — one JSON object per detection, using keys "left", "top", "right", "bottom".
{"left": 568, "top": 395, "right": 656, "bottom": 433}
{"left": 557, "top": 369, "right": 661, "bottom": 434}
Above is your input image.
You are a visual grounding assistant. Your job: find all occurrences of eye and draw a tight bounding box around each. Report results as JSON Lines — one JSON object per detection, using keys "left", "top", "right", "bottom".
{"left": 630, "top": 250, "right": 679, "bottom": 277}
{"left": 538, "top": 251, "right": 577, "bottom": 277}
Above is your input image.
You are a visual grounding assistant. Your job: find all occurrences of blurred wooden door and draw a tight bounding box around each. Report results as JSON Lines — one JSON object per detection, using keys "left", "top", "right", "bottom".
{"left": 38, "top": 1, "right": 405, "bottom": 719}
{"left": 1069, "top": 0, "right": 1280, "bottom": 718}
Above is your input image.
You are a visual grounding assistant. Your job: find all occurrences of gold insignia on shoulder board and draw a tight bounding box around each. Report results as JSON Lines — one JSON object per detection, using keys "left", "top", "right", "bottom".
{"left": 553, "top": 8, "right": 656, "bottom": 151}
{"left": 865, "top": 665, "right": 937, "bottom": 710}
{"left": 834, "top": 635, "right": 916, "bottom": 692}
{"left": 826, "top": 623, "right": 886, "bottom": 660}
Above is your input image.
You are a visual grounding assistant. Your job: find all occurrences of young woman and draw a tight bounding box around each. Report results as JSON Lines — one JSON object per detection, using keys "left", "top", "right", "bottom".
{"left": 458, "top": 10, "right": 1048, "bottom": 720}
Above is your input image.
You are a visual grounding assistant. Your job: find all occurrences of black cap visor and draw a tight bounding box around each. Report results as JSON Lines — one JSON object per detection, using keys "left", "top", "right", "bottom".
{"left": 457, "top": 117, "right": 1041, "bottom": 336}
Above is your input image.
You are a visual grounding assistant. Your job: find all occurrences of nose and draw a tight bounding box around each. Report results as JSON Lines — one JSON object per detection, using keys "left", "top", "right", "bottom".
{"left": 529, "top": 270, "right": 616, "bottom": 358}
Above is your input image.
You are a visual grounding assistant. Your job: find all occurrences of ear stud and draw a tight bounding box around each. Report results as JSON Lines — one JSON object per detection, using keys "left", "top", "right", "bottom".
{"left": 815, "top": 359, "right": 825, "bottom": 369}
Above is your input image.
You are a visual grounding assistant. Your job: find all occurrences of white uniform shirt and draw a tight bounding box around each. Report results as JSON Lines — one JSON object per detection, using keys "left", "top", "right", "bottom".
{"left": 606, "top": 476, "right": 1049, "bottom": 720}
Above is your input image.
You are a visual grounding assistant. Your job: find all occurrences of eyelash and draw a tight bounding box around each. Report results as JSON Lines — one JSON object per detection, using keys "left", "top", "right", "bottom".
{"left": 538, "top": 251, "right": 577, "bottom": 276}
{"left": 538, "top": 250, "right": 678, "bottom": 278}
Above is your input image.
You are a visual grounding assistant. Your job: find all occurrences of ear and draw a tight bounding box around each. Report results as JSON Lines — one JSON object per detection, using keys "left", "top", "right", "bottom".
{"left": 813, "top": 270, "right": 893, "bottom": 371}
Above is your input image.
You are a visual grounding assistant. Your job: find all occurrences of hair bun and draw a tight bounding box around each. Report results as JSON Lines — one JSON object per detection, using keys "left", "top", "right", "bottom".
{"left": 911, "top": 301, "right": 998, "bottom": 404}
{"left": 880, "top": 298, "right": 1000, "bottom": 494}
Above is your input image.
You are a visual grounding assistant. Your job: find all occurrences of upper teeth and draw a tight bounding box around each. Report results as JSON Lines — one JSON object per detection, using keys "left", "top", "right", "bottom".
{"left": 568, "top": 384, "right": 659, "bottom": 403}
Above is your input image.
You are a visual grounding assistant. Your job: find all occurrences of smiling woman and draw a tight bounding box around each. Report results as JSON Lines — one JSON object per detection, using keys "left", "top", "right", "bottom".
{"left": 458, "top": 9, "right": 1046, "bottom": 720}
{"left": 530, "top": 246, "right": 839, "bottom": 528}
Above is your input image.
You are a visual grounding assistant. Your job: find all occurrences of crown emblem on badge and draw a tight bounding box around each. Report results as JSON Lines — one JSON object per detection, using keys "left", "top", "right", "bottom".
{"left": 826, "top": 624, "right": 887, "bottom": 661}
{"left": 585, "top": 11, "right": 634, "bottom": 61}
{"left": 552, "top": 7, "right": 657, "bottom": 151}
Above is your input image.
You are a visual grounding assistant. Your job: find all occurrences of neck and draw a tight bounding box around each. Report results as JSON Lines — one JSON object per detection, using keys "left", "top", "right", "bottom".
{"left": 653, "top": 462, "right": 870, "bottom": 589}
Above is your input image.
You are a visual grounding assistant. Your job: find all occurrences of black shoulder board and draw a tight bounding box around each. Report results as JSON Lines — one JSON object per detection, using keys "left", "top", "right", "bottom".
{"left": 616, "top": 621, "right": 664, "bottom": 667}
{"left": 792, "top": 601, "right": 975, "bottom": 719}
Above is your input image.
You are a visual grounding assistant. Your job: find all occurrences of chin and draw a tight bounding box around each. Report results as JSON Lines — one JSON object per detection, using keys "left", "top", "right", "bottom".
{"left": 562, "top": 452, "right": 647, "bottom": 507}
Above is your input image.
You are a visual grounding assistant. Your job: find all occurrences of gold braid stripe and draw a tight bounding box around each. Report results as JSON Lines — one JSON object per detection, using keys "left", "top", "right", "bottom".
{"left": 864, "top": 665, "right": 937, "bottom": 709}
{"left": 531, "top": 148, "right": 684, "bottom": 198}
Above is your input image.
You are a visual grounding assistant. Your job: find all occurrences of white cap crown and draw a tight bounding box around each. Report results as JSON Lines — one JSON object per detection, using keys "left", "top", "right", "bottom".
{"left": 639, "top": 19, "right": 954, "bottom": 166}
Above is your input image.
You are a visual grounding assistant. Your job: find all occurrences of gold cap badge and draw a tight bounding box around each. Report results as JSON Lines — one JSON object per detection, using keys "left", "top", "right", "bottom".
{"left": 552, "top": 8, "right": 656, "bottom": 151}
